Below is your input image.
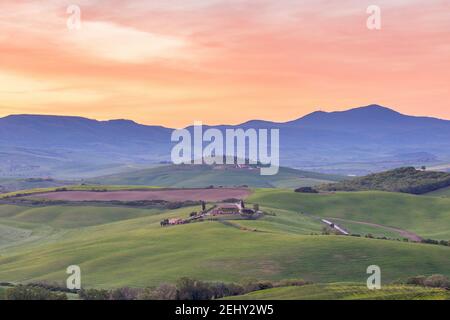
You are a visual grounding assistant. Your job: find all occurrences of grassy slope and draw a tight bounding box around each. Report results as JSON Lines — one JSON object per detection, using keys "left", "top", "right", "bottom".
{"left": 0, "top": 204, "right": 163, "bottom": 229}
{"left": 0, "top": 196, "right": 449, "bottom": 288}
{"left": 327, "top": 219, "right": 404, "bottom": 239}
{"left": 0, "top": 205, "right": 166, "bottom": 253}
{"left": 87, "top": 165, "right": 343, "bottom": 188}
{"left": 224, "top": 283, "right": 450, "bottom": 300}
{"left": 0, "top": 223, "right": 32, "bottom": 247}
{"left": 248, "top": 189, "right": 450, "bottom": 239}
{"left": 425, "top": 186, "right": 450, "bottom": 198}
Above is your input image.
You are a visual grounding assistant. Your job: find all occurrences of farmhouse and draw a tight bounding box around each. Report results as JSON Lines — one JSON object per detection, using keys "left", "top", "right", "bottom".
{"left": 210, "top": 203, "right": 241, "bottom": 215}
{"left": 161, "top": 200, "right": 258, "bottom": 227}
{"left": 209, "top": 200, "right": 256, "bottom": 216}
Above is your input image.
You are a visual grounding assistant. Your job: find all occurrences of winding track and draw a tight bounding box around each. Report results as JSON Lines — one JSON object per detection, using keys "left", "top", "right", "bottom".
{"left": 327, "top": 217, "right": 423, "bottom": 242}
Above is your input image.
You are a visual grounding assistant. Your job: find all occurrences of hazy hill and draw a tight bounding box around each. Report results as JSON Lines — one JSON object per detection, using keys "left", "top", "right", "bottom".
{"left": 0, "top": 177, "right": 74, "bottom": 193}
{"left": 88, "top": 164, "right": 344, "bottom": 188}
{"left": 319, "top": 167, "right": 450, "bottom": 194}
{"left": 1, "top": 105, "right": 450, "bottom": 177}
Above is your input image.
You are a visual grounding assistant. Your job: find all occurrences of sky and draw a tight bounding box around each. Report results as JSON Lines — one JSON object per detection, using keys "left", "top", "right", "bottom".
{"left": 0, "top": 0, "right": 449, "bottom": 127}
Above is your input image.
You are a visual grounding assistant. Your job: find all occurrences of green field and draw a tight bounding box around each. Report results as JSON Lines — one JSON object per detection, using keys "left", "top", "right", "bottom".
{"left": 0, "top": 223, "right": 32, "bottom": 248}
{"left": 224, "top": 283, "right": 450, "bottom": 300}
{"left": 248, "top": 189, "right": 450, "bottom": 239}
{"left": 425, "top": 186, "right": 450, "bottom": 198}
{"left": 0, "top": 204, "right": 163, "bottom": 229}
{"left": 87, "top": 164, "right": 343, "bottom": 188}
{"left": 0, "top": 188, "right": 449, "bottom": 291}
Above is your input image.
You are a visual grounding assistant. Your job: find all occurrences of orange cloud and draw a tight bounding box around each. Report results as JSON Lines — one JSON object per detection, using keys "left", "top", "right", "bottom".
{"left": 0, "top": 0, "right": 449, "bottom": 127}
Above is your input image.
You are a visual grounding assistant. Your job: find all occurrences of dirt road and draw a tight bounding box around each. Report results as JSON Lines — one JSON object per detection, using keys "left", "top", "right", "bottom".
{"left": 328, "top": 217, "right": 423, "bottom": 242}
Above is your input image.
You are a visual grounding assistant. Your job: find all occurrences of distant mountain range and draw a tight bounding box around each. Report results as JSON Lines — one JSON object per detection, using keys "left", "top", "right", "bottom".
{"left": 1, "top": 104, "right": 449, "bottom": 178}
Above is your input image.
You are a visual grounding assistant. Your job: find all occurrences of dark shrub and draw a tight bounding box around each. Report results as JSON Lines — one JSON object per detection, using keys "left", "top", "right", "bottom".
{"left": 139, "top": 284, "right": 178, "bottom": 300}
{"left": 421, "top": 238, "right": 439, "bottom": 245}
{"left": 79, "top": 288, "right": 110, "bottom": 300}
{"left": 27, "top": 280, "right": 76, "bottom": 293}
{"left": 439, "top": 240, "right": 449, "bottom": 246}
{"left": 275, "top": 279, "right": 311, "bottom": 287}
{"left": 176, "top": 278, "right": 212, "bottom": 300}
{"left": 5, "top": 285, "right": 67, "bottom": 300}
{"left": 110, "top": 287, "right": 141, "bottom": 300}
{"left": 209, "top": 282, "right": 244, "bottom": 299}
{"left": 406, "top": 275, "right": 427, "bottom": 286}
{"left": 406, "top": 274, "right": 450, "bottom": 288}
{"left": 423, "top": 275, "right": 450, "bottom": 288}
{"left": 241, "top": 279, "right": 274, "bottom": 293}
{"left": 294, "top": 187, "right": 318, "bottom": 193}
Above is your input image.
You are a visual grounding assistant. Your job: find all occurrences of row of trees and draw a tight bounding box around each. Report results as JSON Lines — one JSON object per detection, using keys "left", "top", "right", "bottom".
{"left": 77, "top": 278, "right": 311, "bottom": 300}
{"left": 4, "top": 285, "right": 68, "bottom": 300}
{"left": 406, "top": 274, "right": 450, "bottom": 289}
{"left": 421, "top": 238, "right": 450, "bottom": 246}
{"left": 321, "top": 229, "right": 450, "bottom": 247}
{"left": 6, "top": 275, "right": 448, "bottom": 300}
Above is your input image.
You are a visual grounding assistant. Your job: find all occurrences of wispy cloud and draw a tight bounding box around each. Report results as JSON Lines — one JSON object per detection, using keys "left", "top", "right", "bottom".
{"left": 0, "top": 0, "right": 449, "bottom": 126}
{"left": 64, "top": 21, "right": 190, "bottom": 63}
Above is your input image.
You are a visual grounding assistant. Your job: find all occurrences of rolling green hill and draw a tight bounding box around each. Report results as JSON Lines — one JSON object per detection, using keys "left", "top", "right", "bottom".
{"left": 87, "top": 164, "right": 344, "bottom": 188}
{"left": 319, "top": 167, "right": 450, "bottom": 194}
{"left": 0, "top": 204, "right": 164, "bottom": 229}
{"left": 224, "top": 283, "right": 450, "bottom": 300}
{"left": 425, "top": 186, "right": 450, "bottom": 198}
{"left": 249, "top": 189, "right": 450, "bottom": 239}
{"left": 0, "top": 188, "right": 449, "bottom": 289}
{"left": 1, "top": 218, "right": 449, "bottom": 288}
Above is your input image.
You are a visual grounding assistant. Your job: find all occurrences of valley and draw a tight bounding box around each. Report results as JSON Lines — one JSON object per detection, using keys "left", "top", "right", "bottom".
{"left": 0, "top": 187, "right": 449, "bottom": 293}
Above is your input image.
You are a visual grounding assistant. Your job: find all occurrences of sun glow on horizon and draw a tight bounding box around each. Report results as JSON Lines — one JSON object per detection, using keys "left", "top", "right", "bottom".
{"left": 0, "top": 0, "right": 449, "bottom": 127}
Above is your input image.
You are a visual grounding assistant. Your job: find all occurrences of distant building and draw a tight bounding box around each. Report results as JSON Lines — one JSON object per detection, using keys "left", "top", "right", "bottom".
{"left": 168, "top": 218, "right": 184, "bottom": 225}
{"left": 163, "top": 200, "right": 256, "bottom": 227}
{"left": 210, "top": 203, "right": 241, "bottom": 215}
{"left": 209, "top": 200, "right": 256, "bottom": 215}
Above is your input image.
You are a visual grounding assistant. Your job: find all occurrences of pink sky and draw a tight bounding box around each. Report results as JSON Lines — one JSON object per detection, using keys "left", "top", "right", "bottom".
{"left": 0, "top": 0, "right": 449, "bottom": 127}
